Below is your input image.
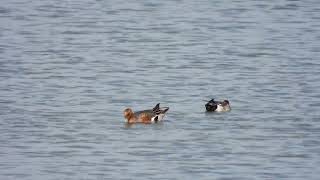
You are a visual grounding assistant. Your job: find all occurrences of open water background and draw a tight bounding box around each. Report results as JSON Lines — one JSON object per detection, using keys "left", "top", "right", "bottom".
{"left": 1, "top": 0, "right": 320, "bottom": 179}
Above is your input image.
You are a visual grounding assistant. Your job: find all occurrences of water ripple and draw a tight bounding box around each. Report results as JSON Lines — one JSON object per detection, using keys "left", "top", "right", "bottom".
{"left": 0, "top": 0, "right": 320, "bottom": 179}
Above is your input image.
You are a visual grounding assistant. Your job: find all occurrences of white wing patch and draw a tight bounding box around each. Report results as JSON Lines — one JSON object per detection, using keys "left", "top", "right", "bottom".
{"left": 151, "top": 114, "right": 165, "bottom": 123}
{"left": 216, "top": 104, "right": 225, "bottom": 112}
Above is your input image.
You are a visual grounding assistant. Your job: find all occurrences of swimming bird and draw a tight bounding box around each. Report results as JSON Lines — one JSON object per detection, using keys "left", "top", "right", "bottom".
{"left": 205, "top": 99, "right": 231, "bottom": 112}
{"left": 123, "top": 103, "right": 169, "bottom": 124}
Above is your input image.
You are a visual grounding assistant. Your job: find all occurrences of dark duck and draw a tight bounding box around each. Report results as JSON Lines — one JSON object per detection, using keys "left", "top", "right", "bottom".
{"left": 205, "top": 99, "right": 231, "bottom": 112}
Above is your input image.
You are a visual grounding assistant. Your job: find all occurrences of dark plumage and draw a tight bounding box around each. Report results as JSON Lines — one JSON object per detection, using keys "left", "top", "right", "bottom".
{"left": 205, "top": 99, "right": 218, "bottom": 111}
{"left": 205, "top": 99, "right": 231, "bottom": 112}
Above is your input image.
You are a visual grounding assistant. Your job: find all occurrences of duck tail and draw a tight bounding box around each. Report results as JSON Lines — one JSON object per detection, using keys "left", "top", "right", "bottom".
{"left": 152, "top": 103, "right": 160, "bottom": 111}
{"left": 161, "top": 107, "right": 169, "bottom": 114}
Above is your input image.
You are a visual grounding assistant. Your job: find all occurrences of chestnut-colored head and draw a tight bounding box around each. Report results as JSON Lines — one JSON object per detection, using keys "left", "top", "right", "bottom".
{"left": 123, "top": 108, "right": 134, "bottom": 120}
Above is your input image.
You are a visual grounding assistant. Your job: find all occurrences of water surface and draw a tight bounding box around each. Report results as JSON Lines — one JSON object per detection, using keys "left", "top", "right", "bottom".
{"left": 1, "top": 0, "right": 320, "bottom": 179}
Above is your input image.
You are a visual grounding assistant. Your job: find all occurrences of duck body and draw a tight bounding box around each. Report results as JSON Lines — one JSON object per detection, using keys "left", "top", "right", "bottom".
{"left": 205, "top": 99, "right": 231, "bottom": 112}
{"left": 123, "top": 103, "right": 169, "bottom": 124}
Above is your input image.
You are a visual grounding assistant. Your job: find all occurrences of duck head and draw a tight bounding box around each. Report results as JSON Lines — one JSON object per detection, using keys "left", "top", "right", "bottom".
{"left": 123, "top": 108, "right": 134, "bottom": 121}
{"left": 222, "top": 100, "right": 230, "bottom": 106}
{"left": 217, "top": 100, "right": 231, "bottom": 112}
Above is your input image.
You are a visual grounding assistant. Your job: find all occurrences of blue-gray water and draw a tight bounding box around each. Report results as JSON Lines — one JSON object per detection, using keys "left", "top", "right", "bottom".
{"left": 1, "top": 0, "right": 320, "bottom": 179}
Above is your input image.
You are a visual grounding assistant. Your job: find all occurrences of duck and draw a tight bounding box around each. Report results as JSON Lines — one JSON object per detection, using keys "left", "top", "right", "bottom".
{"left": 123, "top": 103, "right": 169, "bottom": 124}
{"left": 205, "top": 99, "right": 231, "bottom": 112}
